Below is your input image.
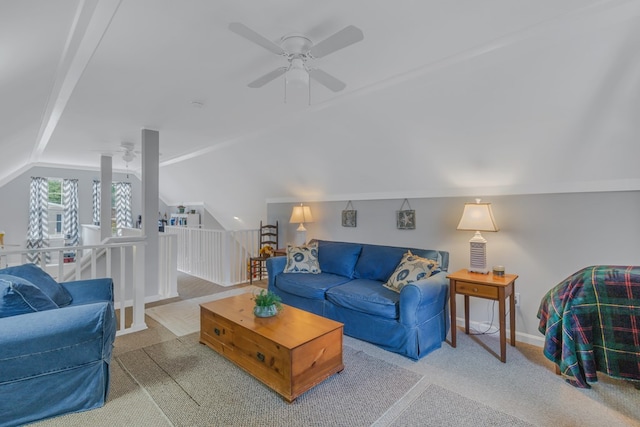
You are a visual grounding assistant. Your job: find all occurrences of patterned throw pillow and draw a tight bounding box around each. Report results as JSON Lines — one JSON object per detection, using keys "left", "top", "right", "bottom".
{"left": 383, "top": 250, "right": 439, "bottom": 293}
{"left": 284, "top": 242, "right": 321, "bottom": 274}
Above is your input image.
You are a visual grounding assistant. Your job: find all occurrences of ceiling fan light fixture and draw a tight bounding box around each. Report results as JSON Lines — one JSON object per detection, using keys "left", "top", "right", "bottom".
{"left": 286, "top": 58, "right": 309, "bottom": 87}
{"left": 122, "top": 151, "right": 135, "bottom": 163}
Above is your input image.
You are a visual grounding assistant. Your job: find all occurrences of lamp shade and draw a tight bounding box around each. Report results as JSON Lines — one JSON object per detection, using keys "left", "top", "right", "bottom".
{"left": 289, "top": 205, "right": 314, "bottom": 224}
{"left": 456, "top": 202, "right": 498, "bottom": 232}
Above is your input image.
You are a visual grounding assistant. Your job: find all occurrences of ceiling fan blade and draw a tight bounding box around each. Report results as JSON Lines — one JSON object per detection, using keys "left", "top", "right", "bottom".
{"left": 248, "top": 67, "right": 287, "bottom": 88}
{"left": 229, "top": 22, "right": 285, "bottom": 56}
{"left": 308, "top": 69, "right": 346, "bottom": 92}
{"left": 309, "top": 25, "right": 364, "bottom": 58}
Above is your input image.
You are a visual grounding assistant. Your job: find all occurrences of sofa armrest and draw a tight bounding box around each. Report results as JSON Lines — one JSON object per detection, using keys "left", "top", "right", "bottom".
{"left": 61, "top": 278, "right": 114, "bottom": 305}
{"left": 266, "top": 256, "right": 287, "bottom": 292}
{"left": 399, "top": 270, "right": 449, "bottom": 326}
{"left": 0, "top": 302, "right": 116, "bottom": 384}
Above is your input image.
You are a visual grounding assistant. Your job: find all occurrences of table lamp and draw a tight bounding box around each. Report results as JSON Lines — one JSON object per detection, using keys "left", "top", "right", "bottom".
{"left": 289, "top": 204, "right": 314, "bottom": 245}
{"left": 456, "top": 199, "right": 498, "bottom": 274}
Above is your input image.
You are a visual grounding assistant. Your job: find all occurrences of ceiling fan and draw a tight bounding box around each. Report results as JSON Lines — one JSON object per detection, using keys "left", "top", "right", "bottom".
{"left": 229, "top": 22, "right": 364, "bottom": 92}
{"left": 119, "top": 142, "right": 138, "bottom": 163}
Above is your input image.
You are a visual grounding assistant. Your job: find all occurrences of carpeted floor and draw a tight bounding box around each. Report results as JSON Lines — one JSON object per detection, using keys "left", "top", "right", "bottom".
{"left": 29, "top": 274, "right": 640, "bottom": 427}
{"left": 388, "top": 384, "right": 532, "bottom": 427}
{"left": 117, "top": 334, "right": 422, "bottom": 426}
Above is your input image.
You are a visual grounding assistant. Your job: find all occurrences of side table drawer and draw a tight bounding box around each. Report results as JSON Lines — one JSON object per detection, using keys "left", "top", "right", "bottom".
{"left": 456, "top": 281, "right": 498, "bottom": 299}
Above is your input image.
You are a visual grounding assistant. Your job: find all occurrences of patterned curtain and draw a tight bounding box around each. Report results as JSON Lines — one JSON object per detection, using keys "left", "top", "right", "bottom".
{"left": 92, "top": 179, "right": 100, "bottom": 225}
{"left": 27, "top": 177, "right": 49, "bottom": 264}
{"left": 114, "top": 181, "right": 132, "bottom": 229}
{"left": 62, "top": 179, "right": 79, "bottom": 246}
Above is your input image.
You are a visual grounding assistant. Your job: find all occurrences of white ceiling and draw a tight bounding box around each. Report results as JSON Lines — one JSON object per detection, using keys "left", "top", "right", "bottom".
{"left": 1, "top": 0, "right": 639, "bottom": 229}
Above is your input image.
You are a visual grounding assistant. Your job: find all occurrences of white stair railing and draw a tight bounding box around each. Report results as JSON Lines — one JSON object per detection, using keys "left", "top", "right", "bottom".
{"left": 164, "top": 226, "right": 259, "bottom": 286}
{"left": 0, "top": 238, "right": 151, "bottom": 336}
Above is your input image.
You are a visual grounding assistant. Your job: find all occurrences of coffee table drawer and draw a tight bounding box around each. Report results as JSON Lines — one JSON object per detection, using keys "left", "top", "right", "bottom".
{"left": 230, "top": 327, "right": 290, "bottom": 388}
{"left": 456, "top": 281, "right": 498, "bottom": 299}
{"left": 201, "top": 309, "right": 234, "bottom": 351}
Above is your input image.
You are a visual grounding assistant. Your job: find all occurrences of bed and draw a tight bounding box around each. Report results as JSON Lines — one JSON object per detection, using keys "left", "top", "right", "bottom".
{"left": 537, "top": 265, "right": 640, "bottom": 388}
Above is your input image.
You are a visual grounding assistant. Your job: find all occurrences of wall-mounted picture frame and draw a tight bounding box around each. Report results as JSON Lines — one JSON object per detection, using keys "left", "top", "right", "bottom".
{"left": 396, "top": 199, "right": 415, "bottom": 229}
{"left": 342, "top": 201, "right": 357, "bottom": 227}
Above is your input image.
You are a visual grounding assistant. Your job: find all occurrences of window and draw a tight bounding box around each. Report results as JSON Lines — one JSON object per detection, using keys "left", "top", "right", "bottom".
{"left": 47, "top": 178, "right": 64, "bottom": 238}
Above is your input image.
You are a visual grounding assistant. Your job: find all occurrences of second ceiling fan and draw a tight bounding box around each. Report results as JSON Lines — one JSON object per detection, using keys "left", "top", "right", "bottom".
{"left": 229, "top": 22, "right": 364, "bottom": 92}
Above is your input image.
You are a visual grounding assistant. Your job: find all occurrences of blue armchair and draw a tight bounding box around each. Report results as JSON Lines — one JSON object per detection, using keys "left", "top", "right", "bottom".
{"left": 0, "top": 264, "right": 116, "bottom": 427}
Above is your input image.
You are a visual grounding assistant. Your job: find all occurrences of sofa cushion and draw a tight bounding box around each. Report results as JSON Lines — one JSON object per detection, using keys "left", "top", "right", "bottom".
{"left": 0, "top": 264, "right": 72, "bottom": 307}
{"left": 0, "top": 277, "right": 59, "bottom": 318}
{"left": 353, "top": 245, "right": 408, "bottom": 282}
{"left": 326, "top": 279, "right": 400, "bottom": 319}
{"left": 317, "top": 241, "right": 362, "bottom": 278}
{"left": 383, "top": 251, "right": 440, "bottom": 293}
{"left": 284, "top": 242, "right": 321, "bottom": 274}
{"left": 275, "top": 272, "right": 351, "bottom": 300}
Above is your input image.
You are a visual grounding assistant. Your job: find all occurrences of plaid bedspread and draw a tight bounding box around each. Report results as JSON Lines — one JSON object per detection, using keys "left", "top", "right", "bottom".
{"left": 537, "top": 265, "right": 640, "bottom": 388}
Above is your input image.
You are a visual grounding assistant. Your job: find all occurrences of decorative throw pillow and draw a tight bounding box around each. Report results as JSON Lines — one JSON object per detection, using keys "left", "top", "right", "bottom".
{"left": 383, "top": 251, "right": 439, "bottom": 293}
{"left": 0, "top": 264, "right": 72, "bottom": 307}
{"left": 284, "top": 242, "right": 321, "bottom": 274}
{"left": 0, "top": 278, "right": 59, "bottom": 318}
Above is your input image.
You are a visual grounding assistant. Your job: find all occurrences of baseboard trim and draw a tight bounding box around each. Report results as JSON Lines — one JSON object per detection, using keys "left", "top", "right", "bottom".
{"left": 455, "top": 317, "right": 544, "bottom": 347}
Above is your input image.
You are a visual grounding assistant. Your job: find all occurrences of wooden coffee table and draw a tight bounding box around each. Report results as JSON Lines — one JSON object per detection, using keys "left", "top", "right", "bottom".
{"left": 200, "top": 293, "right": 344, "bottom": 402}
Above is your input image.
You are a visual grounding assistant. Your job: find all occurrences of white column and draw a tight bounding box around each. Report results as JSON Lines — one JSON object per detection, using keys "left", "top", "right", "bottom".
{"left": 141, "top": 129, "right": 159, "bottom": 297}
{"left": 100, "top": 155, "right": 112, "bottom": 241}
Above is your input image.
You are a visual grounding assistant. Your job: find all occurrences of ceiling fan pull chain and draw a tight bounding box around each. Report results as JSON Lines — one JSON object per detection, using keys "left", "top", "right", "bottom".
{"left": 283, "top": 77, "right": 287, "bottom": 104}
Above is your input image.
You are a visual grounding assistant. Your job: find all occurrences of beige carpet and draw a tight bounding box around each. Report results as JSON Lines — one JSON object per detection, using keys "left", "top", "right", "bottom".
{"left": 116, "top": 334, "right": 422, "bottom": 426}
{"left": 113, "top": 333, "right": 534, "bottom": 427}
{"left": 388, "top": 384, "right": 532, "bottom": 427}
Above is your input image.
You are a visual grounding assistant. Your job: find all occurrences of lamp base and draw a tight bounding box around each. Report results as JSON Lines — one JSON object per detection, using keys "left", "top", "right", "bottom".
{"left": 294, "top": 230, "right": 307, "bottom": 246}
{"left": 469, "top": 234, "right": 488, "bottom": 274}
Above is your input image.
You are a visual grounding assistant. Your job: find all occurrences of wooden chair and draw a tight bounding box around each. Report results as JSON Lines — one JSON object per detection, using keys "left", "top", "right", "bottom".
{"left": 249, "top": 221, "right": 278, "bottom": 284}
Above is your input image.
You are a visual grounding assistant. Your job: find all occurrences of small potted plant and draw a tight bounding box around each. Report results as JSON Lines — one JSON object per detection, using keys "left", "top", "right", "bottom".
{"left": 252, "top": 289, "right": 283, "bottom": 318}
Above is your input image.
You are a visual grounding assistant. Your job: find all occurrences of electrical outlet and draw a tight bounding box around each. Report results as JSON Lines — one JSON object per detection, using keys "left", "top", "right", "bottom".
{"left": 514, "top": 293, "right": 521, "bottom": 307}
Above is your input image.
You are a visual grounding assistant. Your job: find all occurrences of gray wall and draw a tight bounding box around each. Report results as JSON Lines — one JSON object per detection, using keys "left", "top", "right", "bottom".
{"left": 0, "top": 166, "right": 142, "bottom": 246}
{"left": 268, "top": 191, "right": 640, "bottom": 345}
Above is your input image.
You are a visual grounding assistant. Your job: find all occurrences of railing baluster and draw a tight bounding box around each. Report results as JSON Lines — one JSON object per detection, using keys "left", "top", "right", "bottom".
{"left": 119, "top": 247, "right": 126, "bottom": 332}
{"left": 57, "top": 251, "right": 64, "bottom": 281}
{"left": 91, "top": 248, "right": 97, "bottom": 279}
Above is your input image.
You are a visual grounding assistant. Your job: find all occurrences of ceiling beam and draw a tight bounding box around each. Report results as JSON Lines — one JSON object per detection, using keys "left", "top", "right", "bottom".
{"left": 30, "top": 0, "right": 122, "bottom": 162}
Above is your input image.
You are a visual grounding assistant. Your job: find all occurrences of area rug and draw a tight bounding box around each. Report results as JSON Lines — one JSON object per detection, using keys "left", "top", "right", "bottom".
{"left": 145, "top": 286, "right": 262, "bottom": 336}
{"left": 116, "top": 333, "right": 422, "bottom": 426}
{"left": 389, "top": 383, "right": 533, "bottom": 427}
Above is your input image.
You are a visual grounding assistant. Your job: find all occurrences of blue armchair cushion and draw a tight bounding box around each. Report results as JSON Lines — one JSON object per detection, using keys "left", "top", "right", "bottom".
{"left": 0, "top": 263, "right": 72, "bottom": 307}
{"left": 0, "top": 277, "right": 59, "bottom": 318}
{"left": 383, "top": 251, "right": 440, "bottom": 293}
{"left": 284, "top": 242, "right": 321, "bottom": 274}
{"left": 317, "top": 241, "right": 362, "bottom": 278}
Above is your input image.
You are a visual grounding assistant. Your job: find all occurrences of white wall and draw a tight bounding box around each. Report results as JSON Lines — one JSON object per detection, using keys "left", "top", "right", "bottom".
{"left": 0, "top": 166, "right": 141, "bottom": 247}
{"left": 268, "top": 191, "right": 640, "bottom": 345}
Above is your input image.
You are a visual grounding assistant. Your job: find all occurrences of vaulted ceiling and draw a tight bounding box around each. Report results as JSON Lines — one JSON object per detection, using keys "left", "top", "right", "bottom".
{"left": 2, "top": 0, "right": 639, "bottom": 229}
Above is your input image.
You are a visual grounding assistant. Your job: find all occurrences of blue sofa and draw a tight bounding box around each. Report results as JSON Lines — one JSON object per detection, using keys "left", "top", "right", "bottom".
{"left": 0, "top": 264, "right": 116, "bottom": 427}
{"left": 267, "top": 240, "right": 450, "bottom": 360}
